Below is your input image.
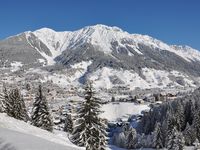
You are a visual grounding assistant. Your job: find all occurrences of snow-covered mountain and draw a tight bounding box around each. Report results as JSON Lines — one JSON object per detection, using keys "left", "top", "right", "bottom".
{"left": 1, "top": 24, "right": 200, "bottom": 90}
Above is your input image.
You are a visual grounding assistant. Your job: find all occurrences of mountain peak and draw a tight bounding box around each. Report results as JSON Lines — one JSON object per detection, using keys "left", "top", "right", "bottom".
{"left": 34, "top": 27, "right": 56, "bottom": 33}
{"left": 88, "top": 24, "right": 123, "bottom": 32}
{"left": 79, "top": 24, "right": 124, "bottom": 35}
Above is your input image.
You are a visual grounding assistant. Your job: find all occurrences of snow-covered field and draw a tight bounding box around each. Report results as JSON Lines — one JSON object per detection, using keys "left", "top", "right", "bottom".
{"left": 100, "top": 102, "right": 149, "bottom": 122}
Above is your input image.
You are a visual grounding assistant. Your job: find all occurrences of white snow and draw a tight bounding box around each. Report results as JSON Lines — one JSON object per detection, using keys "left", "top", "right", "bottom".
{"left": 70, "top": 60, "right": 92, "bottom": 70}
{"left": 88, "top": 67, "right": 195, "bottom": 90}
{"left": 38, "top": 58, "right": 46, "bottom": 64}
{"left": 33, "top": 28, "right": 71, "bottom": 63}
{"left": 170, "top": 45, "right": 200, "bottom": 62}
{"left": 10, "top": 61, "right": 23, "bottom": 72}
{"left": 100, "top": 102, "right": 149, "bottom": 122}
{"left": 26, "top": 63, "right": 196, "bottom": 91}
{"left": 142, "top": 68, "right": 196, "bottom": 88}
{"left": 131, "top": 34, "right": 200, "bottom": 62}
{"left": 25, "top": 32, "right": 57, "bottom": 65}
{"left": 142, "top": 68, "right": 172, "bottom": 88}
{"left": 39, "top": 61, "right": 92, "bottom": 88}
{"left": 0, "top": 113, "right": 82, "bottom": 150}
{"left": 41, "top": 73, "right": 70, "bottom": 88}
{"left": 89, "top": 67, "right": 149, "bottom": 90}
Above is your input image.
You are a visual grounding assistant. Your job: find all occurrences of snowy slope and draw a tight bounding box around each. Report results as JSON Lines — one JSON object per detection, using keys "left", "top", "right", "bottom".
{"left": 0, "top": 128, "right": 79, "bottom": 150}
{"left": 0, "top": 113, "right": 82, "bottom": 150}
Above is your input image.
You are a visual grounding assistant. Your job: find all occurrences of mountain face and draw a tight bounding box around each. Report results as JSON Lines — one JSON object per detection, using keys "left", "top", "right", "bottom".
{"left": 0, "top": 24, "right": 200, "bottom": 90}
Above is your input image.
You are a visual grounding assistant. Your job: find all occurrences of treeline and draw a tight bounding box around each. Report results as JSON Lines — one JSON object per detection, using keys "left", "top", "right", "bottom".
{"left": 113, "top": 88, "right": 200, "bottom": 149}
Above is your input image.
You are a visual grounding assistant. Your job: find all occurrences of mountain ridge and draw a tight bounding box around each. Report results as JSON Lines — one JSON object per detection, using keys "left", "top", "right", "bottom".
{"left": 0, "top": 24, "right": 200, "bottom": 91}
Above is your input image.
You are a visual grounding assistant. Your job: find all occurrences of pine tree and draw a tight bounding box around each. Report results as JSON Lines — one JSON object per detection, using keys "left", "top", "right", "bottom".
{"left": 0, "top": 85, "right": 13, "bottom": 116}
{"left": 71, "top": 83, "right": 107, "bottom": 150}
{"left": 9, "top": 88, "right": 28, "bottom": 122}
{"left": 192, "top": 108, "right": 200, "bottom": 141}
{"left": 165, "top": 112, "right": 177, "bottom": 148}
{"left": 152, "top": 122, "right": 163, "bottom": 149}
{"left": 175, "top": 100, "right": 185, "bottom": 131}
{"left": 64, "top": 113, "right": 73, "bottom": 133}
{"left": 98, "top": 119, "right": 107, "bottom": 150}
{"left": 167, "top": 127, "right": 184, "bottom": 150}
{"left": 161, "top": 118, "right": 168, "bottom": 147}
{"left": 0, "top": 86, "right": 28, "bottom": 122}
{"left": 184, "top": 100, "right": 193, "bottom": 125}
{"left": 125, "top": 126, "right": 137, "bottom": 149}
{"left": 31, "top": 85, "right": 53, "bottom": 132}
{"left": 183, "top": 122, "right": 196, "bottom": 146}
{"left": 193, "top": 139, "right": 200, "bottom": 150}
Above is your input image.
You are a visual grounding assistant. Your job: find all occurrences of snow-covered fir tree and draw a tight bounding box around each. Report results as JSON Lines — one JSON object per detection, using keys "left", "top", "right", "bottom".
{"left": 71, "top": 82, "right": 107, "bottom": 150}
{"left": 125, "top": 126, "right": 137, "bottom": 149}
{"left": 175, "top": 100, "right": 185, "bottom": 131}
{"left": 137, "top": 133, "right": 153, "bottom": 148}
{"left": 98, "top": 118, "right": 107, "bottom": 150}
{"left": 9, "top": 88, "right": 28, "bottom": 122}
{"left": 0, "top": 86, "right": 28, "bottom": 122}
{"left": 183, "top": 122, "right": 196, "bottom": 145}
{"left": 184, "top": 100, "right": 193, "bottom": 125}
{"left": 31, "top": 85, "right": 53, "bottom": 132}
{"left": 63, "top": 113, "right": 73, "bottom": 133}
{"left": 167, "top": 127, "right": 184, "bottom": 150}
{"left": 152, "top": 122, "right": 163, "bottom": 149}
{"left": 192, "top": 107, "right": 200, "bottom": 141}
{"left": 193, "top": 139, "right": 200, "bottom": 150}
{"left": 112, "top": 131, "right": 126, "bottom": 148}
{"left": 0, "top": 85, "right": 13, "bottom": 116}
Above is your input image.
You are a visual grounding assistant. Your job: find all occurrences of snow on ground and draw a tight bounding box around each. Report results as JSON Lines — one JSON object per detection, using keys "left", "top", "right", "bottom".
{"left": 69, "top": 60, "right": 92, "bottom": 82}
{"left": 100, "top": 102, "right": 149, "bottom": 122}
{"left": 0, "top": 113, "right": 82, "bottom": 150}
{"left": 89, "top": 67, "right": 149, "bottom": 90}
{"left": 38, "top": 58, "right": 46, "bottom": 65}
{"left": 70, "top": 61, "right": 92, "bottom": 70}
{"left": 170, "top": 45, "right": 200, "bottom": 62}
{"left": 89, "top": 67, "right": 195, "bottom": 90}
{"left": 0, "top": 128, "right": 80, "bottom": 150}
{"left": 10, "top": 61, "right": 23, "bottom": 72}
{"left": 27, "top": 64, "right": 196, "bottom": 91}
{"left": 42, "top": 73, "right": 70, "bottom": 88}
{"left": 38, "top": 61, "right": 92, "bottom": 88}
{"left": 142, "top": 68, "right": 196, "bottom": 88}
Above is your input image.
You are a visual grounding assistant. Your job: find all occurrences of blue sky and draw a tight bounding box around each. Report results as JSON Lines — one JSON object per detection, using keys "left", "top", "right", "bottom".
{"left": 0, "top": 0, "right": 200, "bottom": 50}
